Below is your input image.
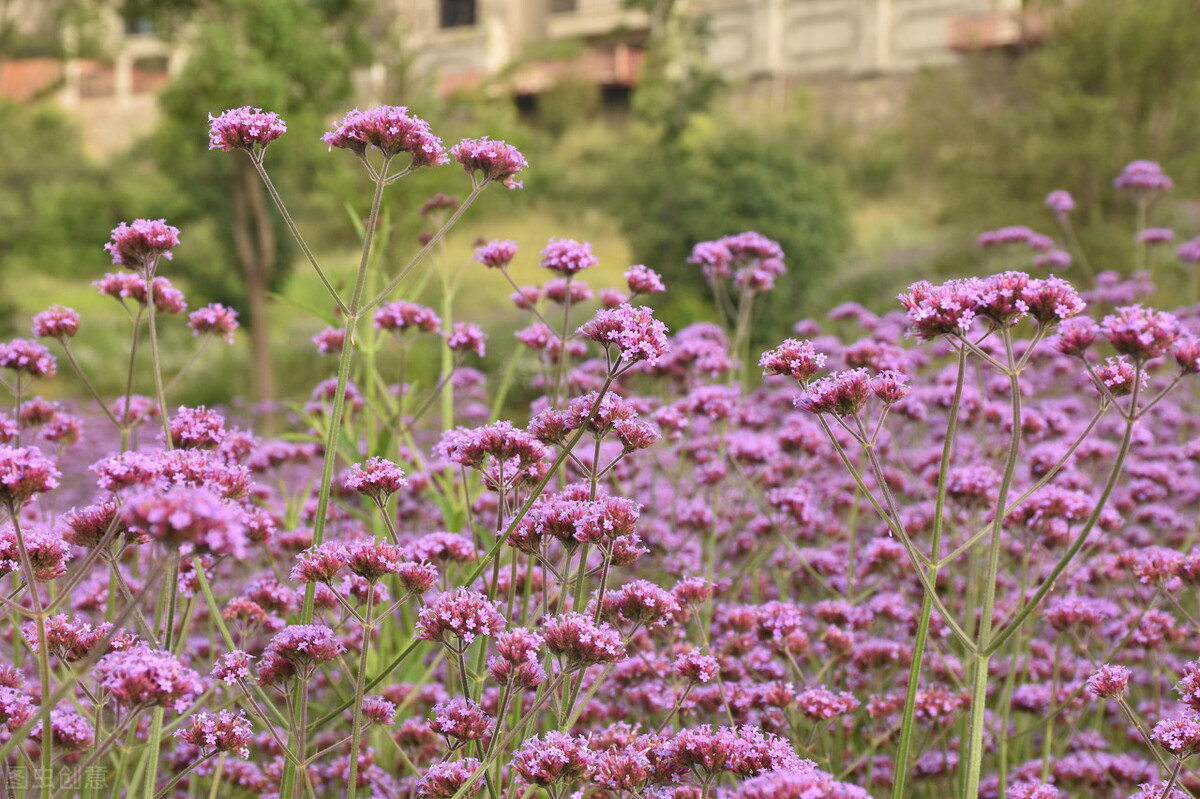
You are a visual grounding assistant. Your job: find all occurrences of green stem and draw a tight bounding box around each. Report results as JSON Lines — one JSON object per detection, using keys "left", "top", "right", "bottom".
{"left": 962, "top": 330, "right": 1023, "bottom": 799}
{"left": 891, "top": 347, "right": 967, "bottom": 799}
{"left": 365, "top": 184, "right": 486, "bottom": 313}
{"left": 143, "top": 265, "right": 174, "bottom": 449}
{"left": 250, "top": 156, "right": 350, "bottom": 317}
{"left": 345, "top": 587, "right": 375, "bottom": 799}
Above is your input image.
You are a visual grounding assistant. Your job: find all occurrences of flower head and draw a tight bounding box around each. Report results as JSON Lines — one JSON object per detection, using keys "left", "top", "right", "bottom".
{"left": 578, "top": 304, "right": 670, "bottom": 366}
{"left": 760, "top": 339, "right": 826, "bottom": 382}
{"left": 1101, "top": 305, "right": 1179, "bottom": 362}
{"left": 188, "top": 303, "right": 238, "bottom": 343}
{"left": 105, "top": 219, "right": 180, "bottom": 269}
{"left": 540, "top": 238, "right": 598, "bottom": 276}
{"left": 474, "top": 239, "right": 518, "bottom": 269}
{"left": 1088, "top": 664, "right": 1131, "bottom": 698}
{"left": 445, "top": 323, "right": 487, "bottom": 358}
{"left": 450, "top": 137, "right": 527, "bottom": 188}
{"left": 374, "top": 301, "right": 441, "bottom": 333}
{"left": 31, "top": 306, "right": 80, "bottom": 339}
{"left": 419, "top": 759, "right": 484, "bottom": 798}
{"left": 208, "top": 107, "right": 287, "bottom": 153}
{"left": 1114, "top": 160, "right": 1173, "bottom": 194}
{"left": 322, "top": 106, "right": 447, "bottom": 166}
{"left": 1044, "top": 190, "right": 1076, "bottom": 215}
{"left": 796, "top": 369, "right": 872, "bottom": 416}
{"left": 0, "top": 445, "right": 59, "bottom": 505}
{"left": 0, "top": 339, "right": 56, "bottom": 378}
{"left": 96, "top": 645, "right": 204, "bottom": 711}
{"left": 626, "top": 264, "right": 665, "bottom": 295}
{"left": 175, "top": 710, "right": 253, "bottom": 758}
{"left": 344, "top": 457, "right": 408, "bottom": 500}
{"left": 512, "top": 731, "right": 595, "bottom": 787}
{"left": 415, "top": 589, "right": 505, "bottom": 647}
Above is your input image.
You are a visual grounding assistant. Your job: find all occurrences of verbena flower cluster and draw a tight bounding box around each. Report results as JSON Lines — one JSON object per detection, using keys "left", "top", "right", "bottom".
{"left": 5, "top": 106, "right": 1200, "bottom": 799}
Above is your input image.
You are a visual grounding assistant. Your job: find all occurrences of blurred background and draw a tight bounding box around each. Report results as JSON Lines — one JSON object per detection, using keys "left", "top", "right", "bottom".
{"left": 1, "top": 0, "right": 1197, "bottom": 413}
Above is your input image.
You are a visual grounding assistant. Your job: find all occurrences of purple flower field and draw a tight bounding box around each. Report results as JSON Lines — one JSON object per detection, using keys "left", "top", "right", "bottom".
{"left": 4, "top": 105, "right": 1200, "bottom": 799}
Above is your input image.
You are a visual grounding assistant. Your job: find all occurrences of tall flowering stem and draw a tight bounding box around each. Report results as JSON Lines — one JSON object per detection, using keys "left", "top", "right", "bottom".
{"left": 891, "top": 347, "right": 966, "bottom": 798}
{"left": 961, "top": 327, "right": 1025, "bottom": 799}
{"left": 7, "top": 504, "right": 54, "bottom": 799}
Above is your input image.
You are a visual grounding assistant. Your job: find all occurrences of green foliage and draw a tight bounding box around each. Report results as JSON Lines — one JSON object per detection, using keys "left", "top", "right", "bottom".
{"left": 537, "top": 74, "right": 602, "bottom": 139}
{"left": 0, "top": 100, "right": 188, "bottom": 332}
{"left": 148, "top": 0, "right": 373, "bottom": 309}
{"left": 600, "top": 118, "right": 849, "bottom": 340}
{"left": 903, "top": 0, "right": 1200, "bottom": 274}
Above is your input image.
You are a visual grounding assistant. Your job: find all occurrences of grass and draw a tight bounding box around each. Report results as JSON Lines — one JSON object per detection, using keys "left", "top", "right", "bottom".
{"left": 6, "top": 201, "right": 632, "bottom": 413}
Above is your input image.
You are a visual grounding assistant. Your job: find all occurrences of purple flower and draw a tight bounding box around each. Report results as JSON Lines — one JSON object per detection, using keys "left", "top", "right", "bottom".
{"left": 104, "top": 218, "right": 180, "bottom": 269}
{"left": 1153, "top": 711, "right": 1200, "bottom": 757}
{"left": 175, "top": 710, "right": 253, "bottom": 758}
{"left": 674, "top": 650, "right": 719, "bottom": 683}
{"left": 760, "top": 339, "right": 826, "bottom": 382}
{"left": 1045, "top": 190, "right": 1076, "bottom": 215}
{"left": 256, "top": 625, "right": 344, "bottom": 685}
{"left": 1032, "top": 249, "right": 1073, "bottom": 270}
{"left": 1178, "top": 236, "right": 1200, "bottom": 264}
{"left": 578, "top": 304, "right": 670, "bottom": 366}
{"left": 345, "top": 538, "right": 407, "bottom": 583}
{"left": 415, "top": 588, "right": 505, "bottom": 647}
{"left": 543, "top": 277, "right": 592, "bottom": 305}
{"left": 322, "top": 106, "right": 447, "bottom": 166}
{"left": 898, "top": 278, "right": 981, "bottom": 340}
{"left": 450, "top": 137, "right": 527, "bottom": 188}
{"left": 208, "top": 106, "right": 287, "bottom": 153}
{"left": 487, "top": 628, "right": 545, "bottom": 689}
{"left": 93, "top": 273, "right": 187, "bottom": 313}
{"left": 0, "top": 445, "right": 59, "bottom": 505}
{"left": 374, "top": 300, "right": 441, "bottom": 333}
{"left": 1095, "top": 357, "right": 1145, "bottom": 397}
{"left": 540, "top": 237, "right": 598, "bottom": 276}
{"left": 188, "top": 303, "right": 239, "bottom": 344}
{"left": 1114, "top": 159, "right": 1173, "bottom": 194}
{"left": 543, "top": 612, "right": 625, "bottom": 669}
{"left": 120, "top": 484, "right": 249, "bottom": 557}
{"left": 1137, "top": 227, "right": 1175, "bottom": 245}
{"left": 168, "top": 405, "right": 227, "bottom": 449}
{"left": 291, "top": 542, "right": 350, "bottom": 584}
{"left": 31, "top": 306, "right": 80, "bottom": 339}
{"left": 1008, "top": 782, "right": 1063, "bottom": 799}
{"left": 869, "top": 370, "right": 910, "bottom": 405}
{"left": 96, "top": 645, "right": 204, "bottom": 711}
{"left": 311, "top": 326, "right": 345, "bottom": 356}
{"left": 419, "top": 758, "right": 483, "bottom": 798}
{"left": 474, "top": 239, "right": 518, "bottom": 269}
{"left": 444, "top": 322, "right": 487, "bottom": 358}
{"left": 344, "top": 457, "right": 408, "bottom": 500}
{"left": 1100, "top": 304, "right": 1179, "bottom": 362}
{"left": 796, "top": 369, "right": 872, "bottom": 416}
{"left": 431, "top": 697, "right": 493, "bottom": 743}
{"left": 0, "top": 339, "right": 56, "bottom": 378}
{"left": 512, "top": 731, "right": 596, "bottom": 787}
{"left": 626, "top": 264, "right": 666, "bottom": 295}
{"left": 211, "top": 650, "right": 253, "bottom": 684}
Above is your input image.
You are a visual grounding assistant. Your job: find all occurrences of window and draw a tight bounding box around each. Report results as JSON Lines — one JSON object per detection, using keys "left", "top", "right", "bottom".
{"left": 549, "top": 0, "right": 578, "bottom": 12}
{"left": 121, "top": 1, "right": 155, "bottom": 34}
{"left": 440, "top": 0, "right": 477, "bottom": 28}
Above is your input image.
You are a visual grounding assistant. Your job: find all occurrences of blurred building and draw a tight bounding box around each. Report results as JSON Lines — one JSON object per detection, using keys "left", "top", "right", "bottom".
{"left": 394, "top": 0, "right": 1044, "bottom": 121}
{"left": 1, "top": 0, "right": 1044, "bottom": 155}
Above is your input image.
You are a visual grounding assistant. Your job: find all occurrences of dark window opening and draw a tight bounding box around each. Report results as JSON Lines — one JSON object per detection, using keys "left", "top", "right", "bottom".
{"left": 440, "top": 0, "right": 477, "bottom": 28}
{"left": 549, "top": 0, "right": 578, "bottom": 12}
{"left": 121, "top": 1, "right": 155, "bottom": 34}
